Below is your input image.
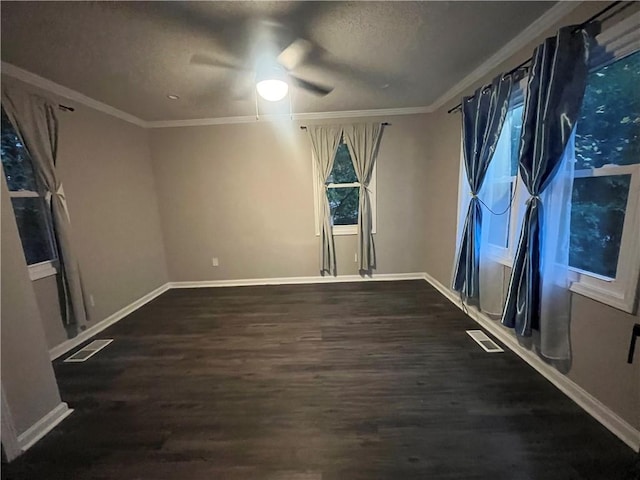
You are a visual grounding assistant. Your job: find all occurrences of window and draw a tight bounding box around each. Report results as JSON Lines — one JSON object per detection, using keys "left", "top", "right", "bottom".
{"left": 470, "top": 48, "right": 640, "bottom": 313}
{"left": 1, "top": 108, "right": 57, "bottom": 280}
{"left": 484, "top": 103, "right": 524, "bottom": 264}
{"left": 567, "top": 49, "right": 640, "bottom": 312}
{"left": 313, "top": 139, "right": 376, "bottom": 236}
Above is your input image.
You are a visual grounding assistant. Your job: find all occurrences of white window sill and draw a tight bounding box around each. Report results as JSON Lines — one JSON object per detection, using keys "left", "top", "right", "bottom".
{"left": 486, "top": 245, "right": 514, "bottom": 269}
{"left": 489, "top": 255, "right": 514, "bottom": 269}
{"left": 569, "top": 275, "right": 636, "bottom": 314}
{"left": 28, "top": 260, "right": 58, "bottom": 281}
{"left": 314, "top": 225, "right": 378, "bottom": 236}
{"left": 333, "top": 225, "right": 358, "bottom": 236}
{"left": 484, "top": 254, "right": 637, "bottom": 314}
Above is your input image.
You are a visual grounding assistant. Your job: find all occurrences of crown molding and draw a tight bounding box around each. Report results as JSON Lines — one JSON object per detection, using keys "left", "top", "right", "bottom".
{"left": 145, "top": 106, "right": 432, "bottom": 128}
{"left": 0, "top": 62, "right": 431, "bottom": 128}
{"left": 297, "top": 106, "right": 433, "bottom": 119}
{"left": 428, "top": 1, "right": 582, "bottom": 113}
{"left": 1, "top": 62, "right": 148, "bottom": 127}
{"left": 0, "top": 1, "right": 582, "bottom": 128}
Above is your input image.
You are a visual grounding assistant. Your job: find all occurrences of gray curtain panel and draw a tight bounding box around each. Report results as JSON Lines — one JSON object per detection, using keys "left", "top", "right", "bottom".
{"left": 307, "top": 125, "right": 343, "bottom": 276}
{"left": 501, "top": 24, "right": 598, "bottom": 338}
{"left": 343, "top": 123, "right": 382, "bottom": 273}
{"left": 452, "top": 74, "right": 513, "bottom": 302}
{"left": 2, "top": 87, "right": 88, "bottom": 332}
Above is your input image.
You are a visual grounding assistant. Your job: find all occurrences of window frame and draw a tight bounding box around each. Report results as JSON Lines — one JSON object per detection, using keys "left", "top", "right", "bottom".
{"left": 484, "top": 176, "right": 521, "bottom": 268}
{"left": 7, "top": 188, "right": 59, "bottom": 281}
{"left": 565, "top": 13, "right": 640, "bottom": 313}
{"left": 568, "top": 163, "right": 640, "bottom": 313}
{"left": 480, "top": 90, "right": 527, "bottom": 268}
{"left": 311, "top": 146, "right": 377, "bottom": 236}
{"left": 456, "top": 13, "right": 640, "bottom": 314}
{"left": 2, "top": 116, "right": 58, "bottom": 280}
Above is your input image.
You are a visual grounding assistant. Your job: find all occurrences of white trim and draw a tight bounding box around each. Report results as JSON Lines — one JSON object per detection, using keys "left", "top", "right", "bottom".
{"left": 0, "top": 3, "right": 590, "bottom": 128}
{"left": 16, "top": 402, "right": 73, "bottom": 452}
{"left": 36, "top": 271, "right": 639, "bottom": 454}
{"left": 8, "top": 190, "right": 39, "bottom": 198}
{"left": 1, "top": 62, "right": 147, "bottom": 128}
{"left": 429, "top": 1, "right": 582, "bottom": 113}
{"left": 28, "top": 260, "right": 58, "bottom": 281}
{"left": 291, "top": 107, "right": 431, "bottom": 121}
{"left": 49, "top": 283, "right": 170, "bottom": 360}
{"left": 568, "top": 163, "right": 640, "bottom": 314}
{"left": 422, "top": 271, "right": 640, "bottom": 452}
{"left": 146, "top": 107, "right": 431, "bottom": 129}
{"left": 0, "top": 3, "right": 585, "bottom": 129}
{"left": 311, "top": 147, "right": 378, "bottom": 237}
{"left": 169, "top": 273, "right": 426, "bottom": 289}
{"left": 1, "top": 384, "right": 21, "bottom": 462}
{"left": 332, "top": 225, "right": 358, "bottom": 236}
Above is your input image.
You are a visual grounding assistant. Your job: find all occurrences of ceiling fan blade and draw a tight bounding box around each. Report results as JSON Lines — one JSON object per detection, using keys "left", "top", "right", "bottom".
{"left": 277, "top": 38, "right": 314, "bottom": 71}
{"left": 289, "top": 74, "right": 333, "bottom": 96}
{"left": 189, "top": 53, "right": 248, "bottom": 71}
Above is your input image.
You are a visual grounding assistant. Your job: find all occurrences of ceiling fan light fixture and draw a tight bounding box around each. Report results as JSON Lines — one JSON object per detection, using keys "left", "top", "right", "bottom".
{"left": 256, "top": 78, "right": 289, "bottom": 102}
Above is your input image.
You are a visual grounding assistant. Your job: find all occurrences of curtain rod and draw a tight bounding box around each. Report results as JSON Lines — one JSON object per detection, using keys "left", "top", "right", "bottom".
{"left": 447, "top": 0, "right": 624, "bottom": 115}
{"left": 300, "top": 122, "right": 390, "bottom": 130}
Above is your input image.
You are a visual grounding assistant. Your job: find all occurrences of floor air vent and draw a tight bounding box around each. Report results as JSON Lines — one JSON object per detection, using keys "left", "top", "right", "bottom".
{"left": 64, "top": 339, "right": 113, "bottom": 363}
{"left": 466, "top": 330, "right": 503, "bottom": 353}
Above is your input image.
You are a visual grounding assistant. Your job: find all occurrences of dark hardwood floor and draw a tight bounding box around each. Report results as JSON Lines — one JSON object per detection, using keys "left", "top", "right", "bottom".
{"left": 2, "top": 281, "right": 638, "bottom": 479}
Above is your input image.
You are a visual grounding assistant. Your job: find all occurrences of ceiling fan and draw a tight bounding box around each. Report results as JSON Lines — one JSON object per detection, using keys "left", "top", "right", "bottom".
{"left": 190, "top": 19, "right": 335, "bottom": 102}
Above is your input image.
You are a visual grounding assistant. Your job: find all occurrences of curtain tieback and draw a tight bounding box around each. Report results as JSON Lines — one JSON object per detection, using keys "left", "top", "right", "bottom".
{"left": 45, "top": 184, "right": 71, "bottom": 222}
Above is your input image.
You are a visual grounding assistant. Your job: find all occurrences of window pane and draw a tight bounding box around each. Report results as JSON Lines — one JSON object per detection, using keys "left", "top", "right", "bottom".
{"left": 509, "top": 105, "right": 523, "bottom": 176}
{"left": 327, "top": 186, "right": 359, "bottom": 225}
{"left": 486, "top": 181, "right": 513, "bottom": 248}
{"left": 1, "top": 109, "right": 38, "bottom": 191}
{"left": 575, "top": 51, "right": 640, "bottom": 169}
{"left": 11, "top": 197, "right": 56, "bottom": 265}
{"left": 327, "top": 143, "right": 358, "bottom": 184}
{"left": 569, "top": 174, "right": 631, "bottom": 278}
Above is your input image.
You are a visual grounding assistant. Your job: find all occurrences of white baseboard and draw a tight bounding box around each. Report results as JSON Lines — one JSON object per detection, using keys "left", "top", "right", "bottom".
{"left": 422, "top": 271, "right": 640, "bottom": 453}
{"left": 49, "top": 283, "right": 170, "bottom": 361}
{"left": 169, "top": 272, "right": 426, "bottom": 289}
{"left": 17, "top": 402, "right": 73, "bottom": 452}
{"left": 1, "top": 385, "right": 21, "bottom": 462}
{"left": 50, "top": 274, "right": 424, "bottom": 359}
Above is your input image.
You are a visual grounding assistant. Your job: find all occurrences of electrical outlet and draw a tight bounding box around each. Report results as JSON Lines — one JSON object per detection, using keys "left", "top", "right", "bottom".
{"left": 211, "top": 257, "right": 219, "bottom": 267}
{"left": 89, "top": 294, "right": 95, "bottom": 307}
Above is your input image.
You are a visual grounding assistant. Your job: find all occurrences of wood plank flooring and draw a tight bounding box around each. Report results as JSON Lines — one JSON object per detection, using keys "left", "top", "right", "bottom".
{"left": 2, "top": 281, "right": 638, "bottom": 479}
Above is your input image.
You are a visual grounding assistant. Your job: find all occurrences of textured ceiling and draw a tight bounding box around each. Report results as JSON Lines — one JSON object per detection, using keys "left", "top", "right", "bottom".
{"left": 1, "top": 1, "right": 556, "bottom": 121}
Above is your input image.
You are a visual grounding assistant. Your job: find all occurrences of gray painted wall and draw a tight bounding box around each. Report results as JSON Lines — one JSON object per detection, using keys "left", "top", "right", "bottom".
{"left": 1, "top": 75, "right": 170, "bottom": 350}
{"left": 1, "top": 174, "right": 62, "bottom": 436}
{"left": 1, "top": 0, "right": 637, "bottom": 451}
{"left": 32, "top": 276, "right": 67, "bottom": 350}
{"left": 149, "top": 115, "right": 430, "bottom": 281}
{"left": 421, "top": 2, "right": 640, "bottom": 429}
{"left": 57, "top": 99, "right": 169, "bottom": 323}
